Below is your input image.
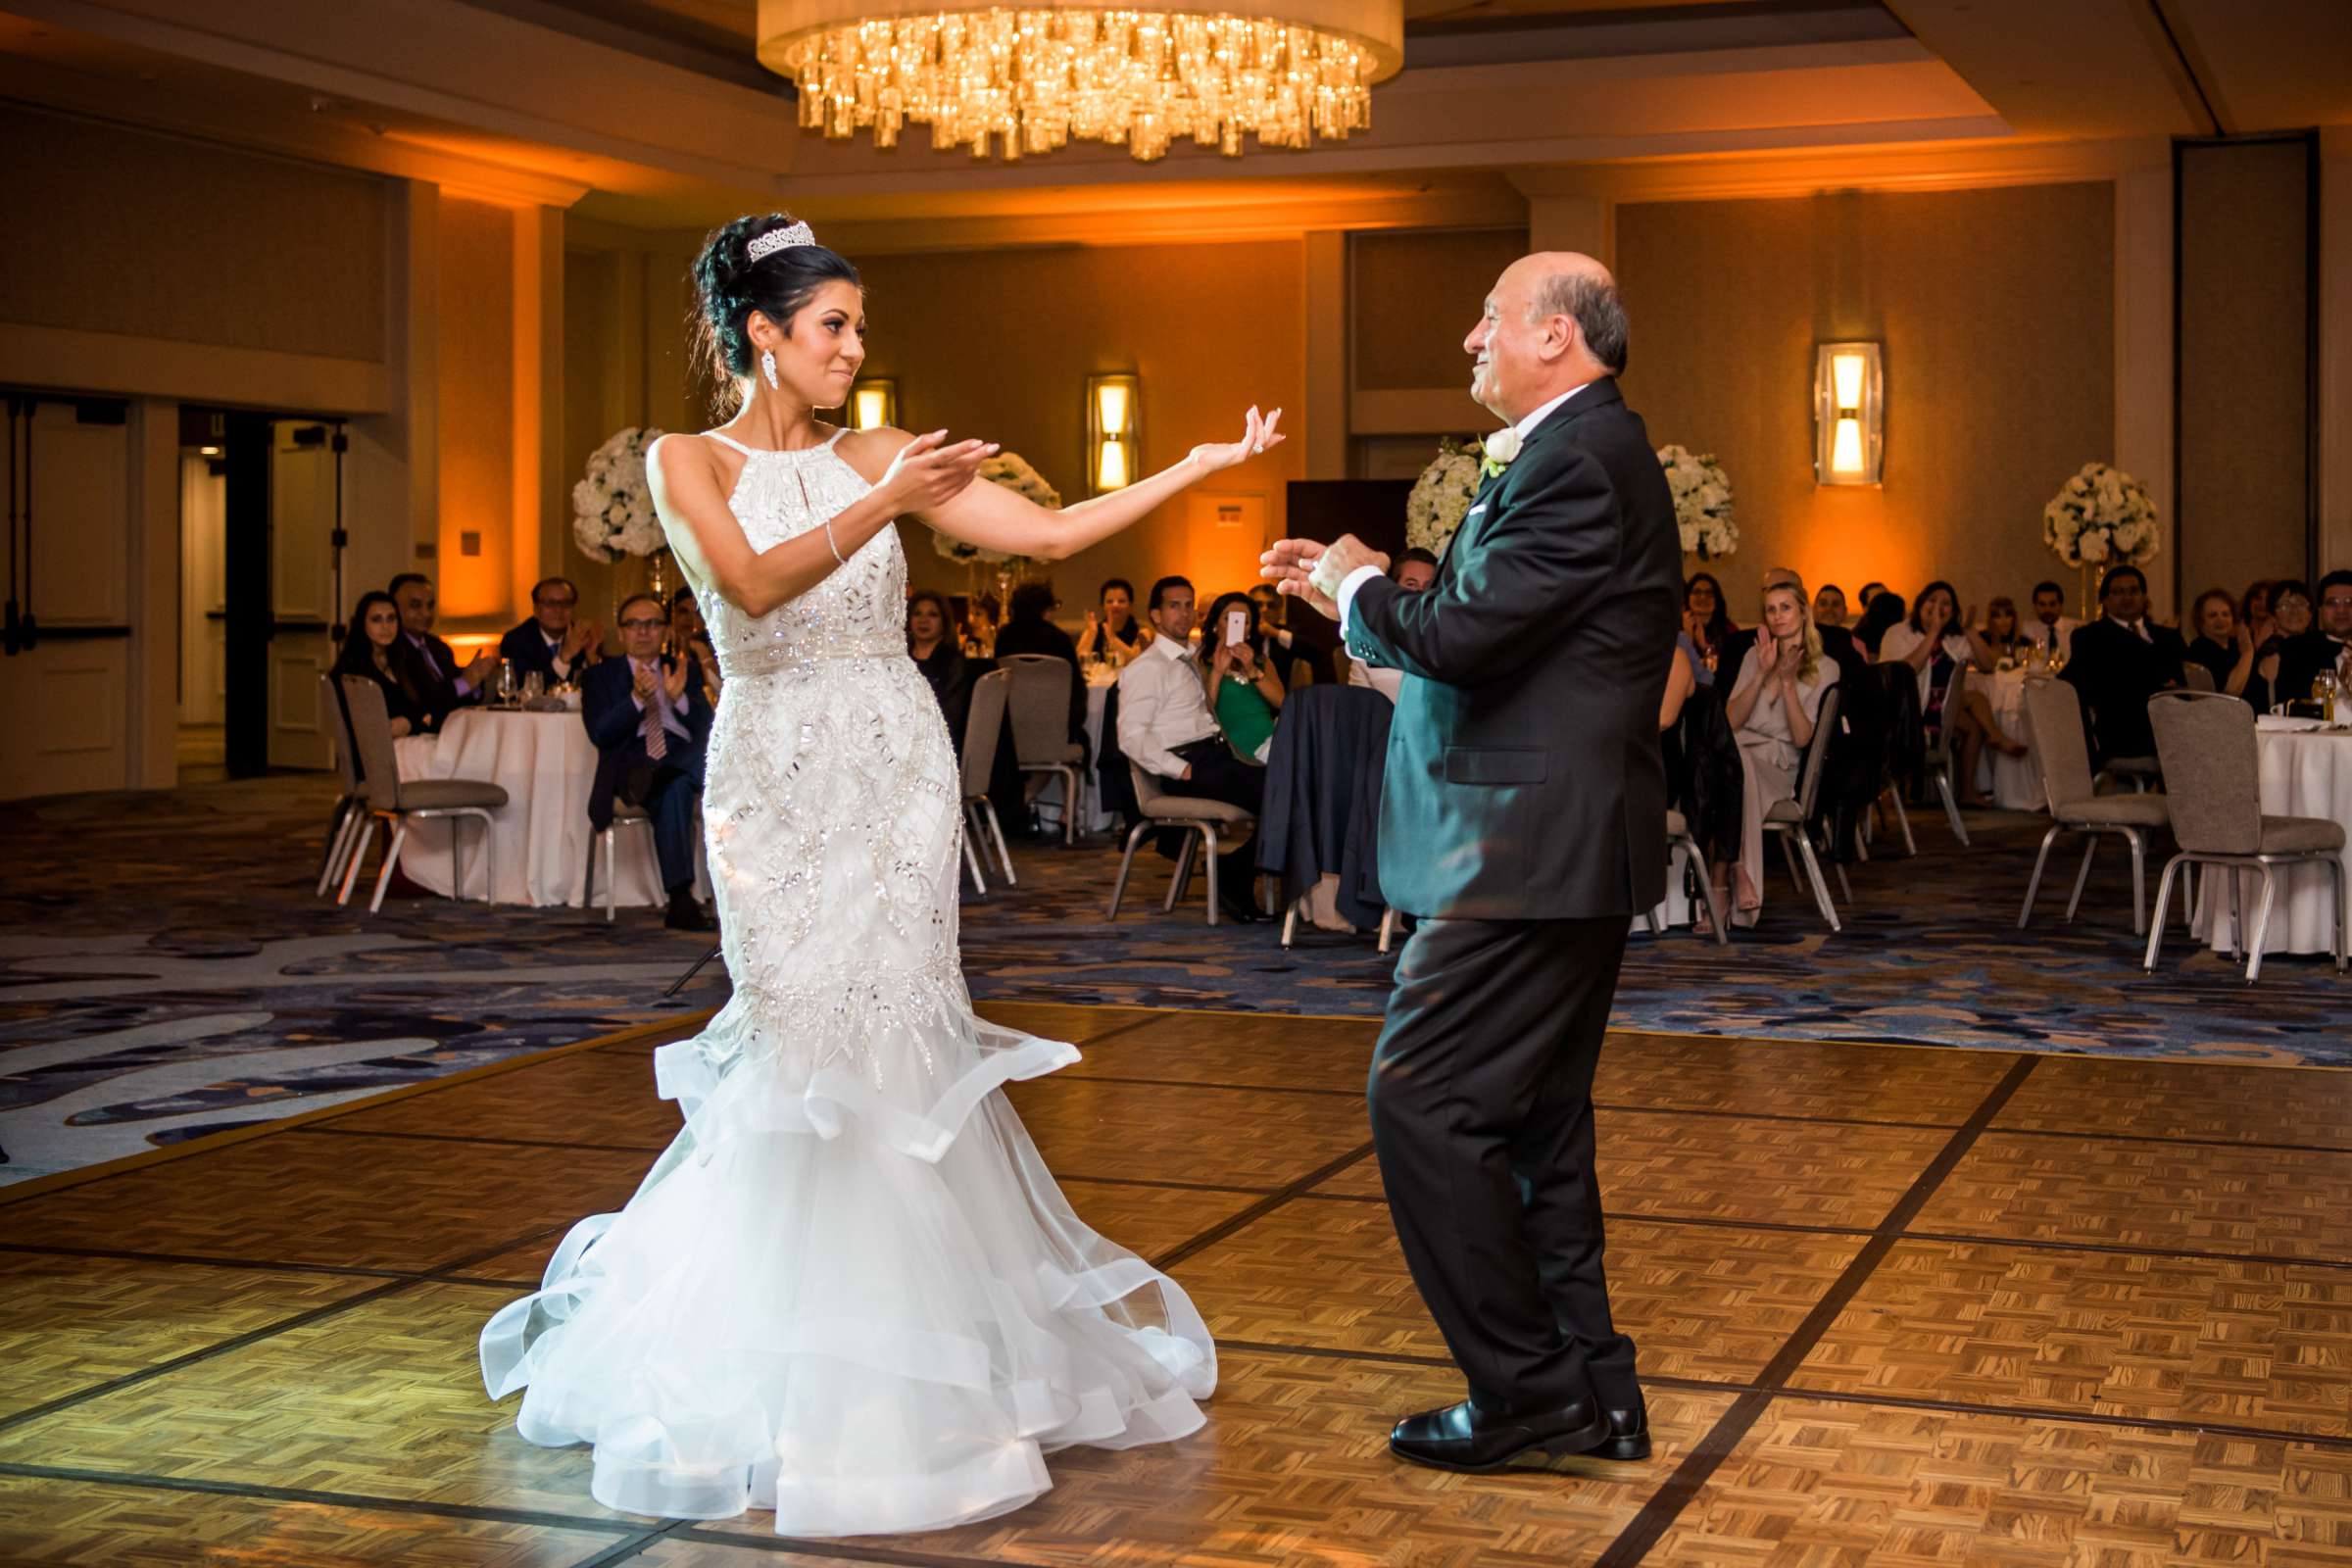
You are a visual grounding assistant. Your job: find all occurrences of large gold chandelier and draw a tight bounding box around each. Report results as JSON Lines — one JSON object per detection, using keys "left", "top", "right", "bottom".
{"left": 757, "top": 3, "right": 1405, "bottom": 163}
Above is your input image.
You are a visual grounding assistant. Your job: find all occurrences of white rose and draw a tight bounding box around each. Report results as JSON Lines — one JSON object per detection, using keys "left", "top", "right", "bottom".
{"left": 1484, "top": 427, "right": 1522, "bottom": 466}
{"left": 2080, "top": 531, "right": 2110, "bottom": 564}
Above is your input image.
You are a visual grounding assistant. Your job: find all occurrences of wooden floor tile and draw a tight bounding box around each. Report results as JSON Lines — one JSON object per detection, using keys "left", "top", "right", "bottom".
{"left": 1996, "top": 1056, "right": 2352, "bottom": 1150}
{"left": 1061, "top": 1011, "right": 1378, "bottom": 1095}
{"left": 1056, "top": 1178, "right": 1261, "bottom": 1265}
{"left": 1182, "top": 1199, "right": 1863, "bottom": 1384}
{"left": 1600, "top": 1033, "right": 2018, "bottom": 1126}
{"left": 1791, "top": 1239, "right": 2352, "bottom": 1436}
{"left": 699, "top": 1347, "right": 1740, "bottom": 1567}
{"left": 973, "top": 1001, "right": 1160, "bottom": 1046}
{"left": 1, "top": 1135, "right": 650, "bottom": 1272}
{"left": 636, "top": 1541, "right": 884, "bottom": 1566}
{"left": 0, "top": 1253, "right": 383, "bottom": 1419}
{"left": 1311, "top": 1108, "right": 1942, "bottom": 1231}
{"left": 1915, "top": 1133, "right": 2352, "bottom": 1261}
{"left": 1646, "top": 1396, "right": 2352, "bottom": 1567}
{"left": 1001, "top": 1076, "right": 1369, "bottom": 1190}
{"left": 323, "top": 1049, "right": 679, "bottom": 1150}
{"left": 0, "top": 1280, "right": 628, "bottom": 1521}
{"left": 0, "top": 1472, "right": 618, "bottom": 1567}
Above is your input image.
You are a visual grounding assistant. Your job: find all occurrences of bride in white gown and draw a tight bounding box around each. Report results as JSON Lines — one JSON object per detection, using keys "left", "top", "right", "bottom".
{"left": 478, "top": 214, "right": 1284, "bottom": 1538}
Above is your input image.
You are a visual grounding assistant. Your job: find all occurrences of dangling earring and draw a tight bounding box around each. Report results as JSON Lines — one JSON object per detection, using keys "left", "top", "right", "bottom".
{"left": 760, "top": 349, "right": 778, "bottom": 391}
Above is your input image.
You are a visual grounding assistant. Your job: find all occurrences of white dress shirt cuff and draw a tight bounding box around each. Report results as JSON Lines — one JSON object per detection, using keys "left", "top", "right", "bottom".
{"left": 1336, "top": 564, "right": 1385, "bottom": 641}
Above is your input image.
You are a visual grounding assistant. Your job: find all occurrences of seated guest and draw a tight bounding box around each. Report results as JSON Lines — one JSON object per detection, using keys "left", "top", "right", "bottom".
{"left": 2187, "top": 586, "right": 2264, "bottom": 708}
{"left": 1075, "top": 576, "right": 1149, "bottom": 663}
{"left": 1348, "top": 550, "right": 1439, "bottom": 701}
{"left": 2024, "top": 580, "right": 2079, "bottom": 661}
{"left": 1710, "top": 574, "right": 1838, "bottom": 930}
{"left": 499, "top": 576, "right": 602, "bottom": 690}
{"left": 2255, "top": 578, "right": 2312, "bottom": 696}
{"left": 1880, "top": 580, "right": 2027, "bottom": 803}
{"left": 993, "top": 580, "right": 1088, "bottom": 745}
{"left": 1248, "top": 582, "right": 1306, "bottom": 686}
{"left": 2242, "top": 580, "right": 2275, "bottom": 646}
{"left": 332, "top": 590, "right": 439, "bottom": 740}
{"left": 1681, "top": 570, "right": 1735, "bottom": 683}
{"left": 583, "top": 593, "right": 713, "bottom": 931}
{"left": 1857, "top": 581, "right": 1887, "bottom": 608}
{"left": 1813, "top": 583, "right": 1849, "bottom": 629}
{"left": 669, "top": 587, "right": 721, "bottom": 709}
{"left": 907, "top": 589, "right": 969, "bottom": 722}
{"left": 1981, "top": 596, "right": 2032, "bottom": 664}
{"left": 1202, "top": 590, "right": 1288, "bottom": 763}
{"left": 2061, "top": 564, "right": 2188, "bottom": 763}
{"left": 1852, "top": 588, "right": 1906, "bottom": 658}
{"left": 1115, "top": 575, "right": 1263, "bottom": 922}
{"left": 2273, "top": 569, "right": 2352, "bottom": 706}
{"left": 1659, "top": 634, "right": 1697, "bottom": 731}
{"left": 390, "top": 572, "right": 495, "bottom": 722}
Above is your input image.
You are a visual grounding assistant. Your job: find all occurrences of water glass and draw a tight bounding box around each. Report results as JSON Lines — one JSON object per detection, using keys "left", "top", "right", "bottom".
{"left": 521, "top": 670, "right": 545, "bottom": 701}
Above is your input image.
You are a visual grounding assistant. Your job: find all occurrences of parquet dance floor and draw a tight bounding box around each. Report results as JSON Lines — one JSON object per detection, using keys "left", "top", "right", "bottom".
{"left": 5, "top": 1004, "right": 2350, "bottom": 1565}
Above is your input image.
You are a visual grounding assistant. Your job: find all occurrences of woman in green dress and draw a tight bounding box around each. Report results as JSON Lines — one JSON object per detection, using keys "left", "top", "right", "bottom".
{"left": 1200, "top": 589, "right": 1287, "bottom": 762}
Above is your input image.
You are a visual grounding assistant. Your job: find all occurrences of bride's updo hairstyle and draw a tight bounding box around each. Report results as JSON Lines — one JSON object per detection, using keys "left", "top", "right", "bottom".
{"left": 690, "top": 213, "right": 861, "bottom": 408}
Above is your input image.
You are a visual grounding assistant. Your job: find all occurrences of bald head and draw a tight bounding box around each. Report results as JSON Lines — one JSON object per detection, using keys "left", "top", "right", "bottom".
{"left": 1467, "top": 251, "right": 1627, "bottom": 424}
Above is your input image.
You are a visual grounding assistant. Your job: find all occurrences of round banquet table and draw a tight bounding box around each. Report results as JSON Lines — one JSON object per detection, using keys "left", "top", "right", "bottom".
{"left": 1975, "top": 666, "right": 2048, "bottom": 811}
{"left": 391, "top": 706, "right": 671, "bottom": 908}
{"left": 2191, "top": 718, "right": 2352, "bottom": 956}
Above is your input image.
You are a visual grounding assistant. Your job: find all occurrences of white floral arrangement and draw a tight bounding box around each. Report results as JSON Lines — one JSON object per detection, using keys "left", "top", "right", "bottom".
{"left": 2041, "top": 462, "right": 2160, "bottom": 568}
{"left": 570, "top": 426, "right": 665, "bottom": 563}
{"left": 932, "top": 450, "right": 1057, "bottom": 567}
{"left": 1405, "top": 438, "right": 1485, "bottom": 558}
{"left": 1657, "top": 445, "right": 1738, "bottom": 560}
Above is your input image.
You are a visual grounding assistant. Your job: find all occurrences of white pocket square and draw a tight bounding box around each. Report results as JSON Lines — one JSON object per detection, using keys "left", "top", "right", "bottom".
{"left": 1465, "top": 504, "right": 1487, "bottom": 518}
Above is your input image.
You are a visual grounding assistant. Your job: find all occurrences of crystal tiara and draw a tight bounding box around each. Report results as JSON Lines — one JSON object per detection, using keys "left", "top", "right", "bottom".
{"left": 746, "top": 221, "right": 816, "bottom": 263}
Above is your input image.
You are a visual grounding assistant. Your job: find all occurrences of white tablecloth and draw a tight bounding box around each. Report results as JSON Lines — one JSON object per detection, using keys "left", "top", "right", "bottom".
{"left": 392, "top": 707, "right": 669, "bottom": 907}
{"left": 1034, "top": 679, "right": 1115, "bottom": 837}
{"left": 2192, "top": 722, "right": 2352, "bottom": 956}
{"left": 1976, "top": 666, "right": 2048, "bottom": 811}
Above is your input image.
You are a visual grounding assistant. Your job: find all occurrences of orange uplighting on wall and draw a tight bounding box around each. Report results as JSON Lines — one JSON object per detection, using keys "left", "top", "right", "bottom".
{"left": 850, "top": 378, "right": 898, "bottom": 430}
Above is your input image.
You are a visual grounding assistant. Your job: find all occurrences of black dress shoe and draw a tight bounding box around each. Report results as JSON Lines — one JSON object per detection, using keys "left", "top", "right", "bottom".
{"left": 663, "top": 895, "right": 713, "bottom": 932}
{"left": 1389, "top": 1396, "right": 1610, "bottom": 1474}
{"left": 1583, "top": 1400, "right": 1650, "bottom": 1461}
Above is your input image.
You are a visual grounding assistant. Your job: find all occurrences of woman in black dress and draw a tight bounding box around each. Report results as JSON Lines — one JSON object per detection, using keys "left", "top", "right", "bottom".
{"left": 332, "top": 590, "right": 439, "bottom": 739}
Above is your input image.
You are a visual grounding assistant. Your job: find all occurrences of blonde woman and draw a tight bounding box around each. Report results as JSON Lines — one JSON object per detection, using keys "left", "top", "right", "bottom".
{"left": 1710, "top": 572, "right": 1839, "bottom": 929}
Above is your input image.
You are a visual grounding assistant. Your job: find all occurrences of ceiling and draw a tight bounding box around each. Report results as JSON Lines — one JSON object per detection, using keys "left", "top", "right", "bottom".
{"left": 0, "top": 0, "right": 2344, "bottom": 242}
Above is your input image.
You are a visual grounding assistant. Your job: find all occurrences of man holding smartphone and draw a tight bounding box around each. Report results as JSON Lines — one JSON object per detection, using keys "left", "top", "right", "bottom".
{"left": 1114, "top": 575, "right": 1268, "bottom": 922}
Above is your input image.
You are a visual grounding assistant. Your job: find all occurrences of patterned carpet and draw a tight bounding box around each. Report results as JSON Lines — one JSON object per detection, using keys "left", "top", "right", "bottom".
{"left": 6, "top": 771, "right": 2345, "bottom": 1183}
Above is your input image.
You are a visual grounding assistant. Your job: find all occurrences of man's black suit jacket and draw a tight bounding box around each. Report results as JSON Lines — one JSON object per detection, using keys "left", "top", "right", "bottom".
{"left": 580, "top": 654, "right": 714, "bottom": 831}
{"left": 499, "top": 618, "right": 597, "bottom": 689}
{"left": 1345, "top": 378, "right": 1682, "bottom": 920}
{"left": 2274, "top": 629, "right": 2352, "bottom": 708}
{"left": 2061, "top": 617, "right": 2187, "bottom": 762}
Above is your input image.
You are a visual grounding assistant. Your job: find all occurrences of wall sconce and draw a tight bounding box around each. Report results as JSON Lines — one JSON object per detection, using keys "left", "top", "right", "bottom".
{"left": 848, "top": 378, "right": 897, "bottom": 431}
{"left": 1813, "top": 342, "right": 1884, "bottom": 486}
{"left": 1087, "top": 372, "right": 1140, "bottom": 493}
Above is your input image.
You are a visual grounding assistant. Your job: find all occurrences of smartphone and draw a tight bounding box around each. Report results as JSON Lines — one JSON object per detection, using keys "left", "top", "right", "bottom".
{"left": 1224, "top": 608, "right": 1250, "bottom": 647}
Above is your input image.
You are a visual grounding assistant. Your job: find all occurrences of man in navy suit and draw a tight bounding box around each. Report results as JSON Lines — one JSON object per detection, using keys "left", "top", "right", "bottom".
{"left": 583, "top": 593, "right": 713, "bottom": 930}
{"left": 1262, "top": 252, "right": 1679, "bottom": 1475}
{"left": 390, "top": 573, "right": 496, "bottom": 724}
{"left": 500, "top": 575, "right": 604, "bottom": 689}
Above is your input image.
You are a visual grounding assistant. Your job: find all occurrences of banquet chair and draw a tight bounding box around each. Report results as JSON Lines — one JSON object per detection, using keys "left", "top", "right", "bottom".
{"left": 1643, "top": 808, "right": 1727, "bottom": 946}
{"left": 1759, "top": 686, "right": 1843, "bottom": 932}
{"left": 1107, "top": 762, "right": 1256, "bottom": 927}
{"left": 2143, "top": 693, "right": 2347, "bottom": 983}
{"left": 2017, "top": 679, "right": 2170, "bottom": 935}
{"left": 2184, "top": 662, "right": 2217, "bottom": 693}
{"left": 959, "top": 668, "right": 1015, "bottom": 891}
{"left": 597, "top": 804, "right": 655, "bottom": 924}
{"left": 336, "top": 677, "right": 509, "bottom": 912}
{"left": 1922, "top": 666, "right": 1970, "bottom": 846}
{"left": 998, "top": 653, "right": 1086, "bottom": 846}
{"left": 314, "top": 672, "right": 368, "bottom": 899}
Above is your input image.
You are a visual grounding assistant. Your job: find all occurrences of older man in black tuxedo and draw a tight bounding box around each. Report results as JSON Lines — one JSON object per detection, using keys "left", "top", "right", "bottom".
{"left": 583, "top": 593, "right": 713, "bottom": 930}
{"left": 2061, "top": 565, "right": 2187, "bottom": 764}
{"left": 1263, "top": 251, "right": 1680, "bottom": 1474}
{"left": 500, "top": 575, "right": 604, "bottom": 689}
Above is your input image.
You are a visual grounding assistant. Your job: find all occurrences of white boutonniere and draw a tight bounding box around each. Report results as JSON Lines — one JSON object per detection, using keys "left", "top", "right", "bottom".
{"left": 1480, "top": 427, "right": 1521, "bottom": 479}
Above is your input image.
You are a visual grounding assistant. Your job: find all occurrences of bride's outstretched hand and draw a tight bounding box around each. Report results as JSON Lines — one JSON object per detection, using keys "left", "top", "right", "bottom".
{"left": 1190, "top": 407, "right": 1286, "bottom": 473}
{"left": 882, "top": 430, "right": 999, "bottom": 514}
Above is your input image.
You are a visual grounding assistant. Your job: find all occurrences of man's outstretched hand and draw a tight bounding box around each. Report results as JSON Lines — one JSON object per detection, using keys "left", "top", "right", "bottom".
{"left": 1260, "top": 534, "right": 1389, "bottom": 623}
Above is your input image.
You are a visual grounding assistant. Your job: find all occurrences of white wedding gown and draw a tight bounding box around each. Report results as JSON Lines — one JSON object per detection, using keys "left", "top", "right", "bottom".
{"left": 479, "top": 428, "right": 1214, "bottom": 1536}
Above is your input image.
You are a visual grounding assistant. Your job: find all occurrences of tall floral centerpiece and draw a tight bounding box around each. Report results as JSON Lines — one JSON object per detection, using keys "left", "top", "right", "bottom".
{"left": 1405, "top": 437, "right": 1484, "bottom": 559}
{"left": 1656, "top": 446, "right": 1737, "bottom": 561}
{"left": 572, "top": 426, "right": 669, "bottom": 606}
{"left": 934, "top": 450, "right": 1058, "bottom": 637}
{"left": 2042, "top": 462, "right": 2160, "bottom": 617}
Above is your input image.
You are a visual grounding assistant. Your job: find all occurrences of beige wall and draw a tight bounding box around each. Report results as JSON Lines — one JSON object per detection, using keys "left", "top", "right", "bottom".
{"left": 850, "top": 241, "right": 1307, "bottom": 611}
{"left": 1352, "top": 228, "right": 1530, "bottom": 391}
{"left": 1616, "top": 183, "right": 2118, "bottom": 618}
{"left": 434, "top": 197, "right": 516, "bottom": 626}
{"left": 2179, "top": 138, "right": 2313, "bottom": 605}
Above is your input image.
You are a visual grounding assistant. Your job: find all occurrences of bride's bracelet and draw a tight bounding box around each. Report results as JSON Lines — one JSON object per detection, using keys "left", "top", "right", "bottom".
{"left": 823, "top": 517, "right": 845, "bottom": 565}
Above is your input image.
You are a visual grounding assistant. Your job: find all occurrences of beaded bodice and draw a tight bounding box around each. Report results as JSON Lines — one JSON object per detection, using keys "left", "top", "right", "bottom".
{"left": 695, "top": 429, "right": 906, "bottom": 672}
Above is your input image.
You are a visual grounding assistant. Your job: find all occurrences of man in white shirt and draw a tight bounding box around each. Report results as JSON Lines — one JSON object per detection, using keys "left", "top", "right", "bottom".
{"left": 1348, "top": 549, "right": 1441, "bottom": 701}
{"left": 1116, "top": 575, "right": 1265, "bottom": 921}
{"left": 2026, "top": 580, "right": 2079, "bottom": 660}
